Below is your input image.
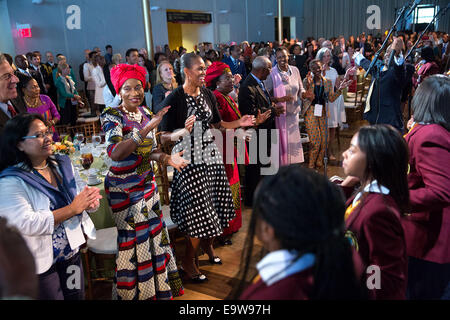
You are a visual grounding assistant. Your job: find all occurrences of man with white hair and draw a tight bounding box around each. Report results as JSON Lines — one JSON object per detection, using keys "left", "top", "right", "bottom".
{"left": 0, "top": 53, "right": 25, "bottom": 133}
{"left": 238, "top": 56, "right": 284, "bottom": 206}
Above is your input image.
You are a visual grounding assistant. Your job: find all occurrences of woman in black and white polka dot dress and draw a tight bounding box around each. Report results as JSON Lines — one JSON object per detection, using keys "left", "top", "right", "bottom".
{"left": 158, "top": 53, "right": 255, "bottom": 283}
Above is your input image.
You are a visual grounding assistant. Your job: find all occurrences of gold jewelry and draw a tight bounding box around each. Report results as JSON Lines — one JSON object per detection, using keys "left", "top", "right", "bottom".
{"left": 121, "top": 106, "right": 142, "bottom": 123}
{"left": 24, "top": 96, "right": 41, "bottom": 109}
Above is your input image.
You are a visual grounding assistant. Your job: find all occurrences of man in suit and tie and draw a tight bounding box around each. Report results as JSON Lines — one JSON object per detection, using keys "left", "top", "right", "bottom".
{"left": 0, "top": 53, "right": 26, "bottom": 134}
{"left": 14, "top": 55, "right": 32, "bottom": 77}
{"left": 222, "top": 45, "right": 247, "bottom": 83}
{"left": 354, "top": 37, "right": 407, "bottom": 133}
{"left": 29, "top": 52, "right": 51, "bottom": 96}
{"left": 239, "top": 56, "right": 284, "bottom": 206}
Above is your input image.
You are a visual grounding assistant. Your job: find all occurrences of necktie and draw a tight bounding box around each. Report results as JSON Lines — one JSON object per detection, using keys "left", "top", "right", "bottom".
{"left": 260, "top": 82, "right": 271, "bottom": 103}
{"left": 7, "top": 102, "right": 17, "bottom": 118}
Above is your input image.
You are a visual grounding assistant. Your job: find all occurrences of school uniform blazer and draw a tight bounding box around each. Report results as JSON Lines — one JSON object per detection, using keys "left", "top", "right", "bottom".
{"left": 402, "top": 124, "right": 450, "bottom": 264}
{"left": 240, "top": 268, "right": 314, "bottom": 300}
{"left": 345, "top": 193, "right": 407, "bottom": 300}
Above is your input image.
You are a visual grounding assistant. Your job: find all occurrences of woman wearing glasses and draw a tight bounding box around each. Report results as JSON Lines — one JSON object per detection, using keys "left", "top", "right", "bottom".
{"left": 0, "top": 113, "right": 102, "bottom": 300}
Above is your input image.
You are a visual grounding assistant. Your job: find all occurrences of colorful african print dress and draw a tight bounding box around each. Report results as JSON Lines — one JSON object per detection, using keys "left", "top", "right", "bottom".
{"left": 213, "top": 90, "right": 248, "bottom": 236}
{"left": 100, "top": 106, "right": 183, "bottom": 300}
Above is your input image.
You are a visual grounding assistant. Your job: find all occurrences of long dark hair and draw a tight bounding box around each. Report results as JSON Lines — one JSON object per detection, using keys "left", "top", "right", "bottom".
{"left": 0, "top": 113, "right": 45, "bottom": 172}
{"left": 230, "top": 166, "right": 365, "bottom": 300}
{"left": 412, "top": 75, "right": 449, "bottom": 131}
{"left": 180, "top": 52, "right": 202, "bottom": 83}
{"left": 357, "top": 125, "right": 410, "bottom": 212}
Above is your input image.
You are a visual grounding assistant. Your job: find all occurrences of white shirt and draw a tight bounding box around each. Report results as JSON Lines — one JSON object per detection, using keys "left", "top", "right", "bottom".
{"left": 352, "top": 179, "right": 390, "bottom": 207}
{"left": 0, "top": 101, "right": 13, "bottom": 118}
{"left": 0, "top": 163, "right": 97, "bottom": 274}
{"left": 92, "top": 66, "right": 106, "bottom": 104}
{"left": 103, "top": 85, "right": 121, "bottom": 108}
{"left": 257, "top": 250, "right": 315, "bottom": 286}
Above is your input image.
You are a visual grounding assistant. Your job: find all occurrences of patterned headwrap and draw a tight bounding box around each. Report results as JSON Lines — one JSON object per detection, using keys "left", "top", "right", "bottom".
{"left": 110, "top": 63, "right": 147, "bottom": 93}
{"left": 205, "top": 61, "right": 231, "bottom": 88}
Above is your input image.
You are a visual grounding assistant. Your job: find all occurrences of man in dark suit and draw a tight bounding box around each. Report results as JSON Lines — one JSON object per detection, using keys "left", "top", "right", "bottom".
{"left": 238, "top": 56, "right": 284, "bottom": 206}
{"left": 0, "top": 54, "right": 26, "bottom": 134}
{"left": 354, "top": 37, "right": 407, "bottom": 133}
{"left": 222, "top": 45, "right": 247, "bottom": 83}
{"left": 29, "top": 52, "right": 51, "bottom": 96}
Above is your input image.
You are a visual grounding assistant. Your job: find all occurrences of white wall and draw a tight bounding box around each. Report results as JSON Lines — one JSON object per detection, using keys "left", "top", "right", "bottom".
{"left": 0, "top": 0, "right": 15, "bottom": 54}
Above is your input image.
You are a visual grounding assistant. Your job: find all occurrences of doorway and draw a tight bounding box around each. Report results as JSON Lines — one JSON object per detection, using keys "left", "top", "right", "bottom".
{"left": 167, "top": 10, "right": 214, "bottom": 52}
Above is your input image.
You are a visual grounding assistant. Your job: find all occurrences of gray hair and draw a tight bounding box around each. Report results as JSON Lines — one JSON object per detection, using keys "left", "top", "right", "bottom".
{"left": 321, "top": 40, "right": 333, "bottom": 49}
{"left": 316, "top": 47, "right": 331, "bottom": 62}
{"left": 252, "top": 56, "right": 271, "bottom": 71}
{"left": 0, "top": 52, "right": 6, "bottom": 64}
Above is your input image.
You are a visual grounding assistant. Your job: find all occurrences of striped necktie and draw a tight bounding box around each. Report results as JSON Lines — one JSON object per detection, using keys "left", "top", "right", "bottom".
{"left": 7, "top": 102, "right": 17, "bottom": 118}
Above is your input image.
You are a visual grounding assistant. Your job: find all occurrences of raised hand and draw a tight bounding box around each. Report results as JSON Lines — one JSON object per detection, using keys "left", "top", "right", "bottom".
{"left": 274, "top": 105, "right": 286, "bottom": 116}
{"left": 168, "top": 150, "right": 190, "bottom": 172}
{"left": 145, "top": 106, "right": 171, "bottom": 131}
{"left": 185, "top": 115, "right": 196, "bottom": 133}
{"left": 256, "top": 109, "right": 272, "bottom": 125}
{"left": 238, "top": 114, "right": 256, "bottom": 127}
{"left": 70, "top": 186, "right": 102, "bottom": 215}
{"left": 338, "top": 78, "right": 354, "bottom": 90}
{"left": 344, "top": 66, "right": 357, "bottom": 80}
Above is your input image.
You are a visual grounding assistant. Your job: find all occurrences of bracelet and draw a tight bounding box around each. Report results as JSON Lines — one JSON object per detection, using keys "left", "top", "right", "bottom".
{"left": 131, "top": 131, "right": 143, "bottom": 145}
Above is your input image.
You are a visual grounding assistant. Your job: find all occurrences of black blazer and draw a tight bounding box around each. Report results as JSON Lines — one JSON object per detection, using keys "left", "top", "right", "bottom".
{"left": 238, "top": 73, "right": 275, "bottom": 131}
{"left": 0, "top": 97, "right": 27, "bottom": 134}
{"left": 360, "top": 53, "right": 407, "bottom": 133}
{"left": 158, "top": 86, "right": 221, "bottom": 133}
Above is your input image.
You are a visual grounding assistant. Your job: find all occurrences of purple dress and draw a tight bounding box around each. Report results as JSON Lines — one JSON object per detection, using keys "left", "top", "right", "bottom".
{"left": 26, "top": 95, "right": 61, "bottom": 141}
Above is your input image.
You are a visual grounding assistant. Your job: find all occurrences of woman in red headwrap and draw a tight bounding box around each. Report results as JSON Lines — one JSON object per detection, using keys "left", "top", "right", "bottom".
{"left": 100, "top": 63, "right": 189, "bottom": 300}
{"left": 205, "top": 62, "right": 250, "bottom": 246}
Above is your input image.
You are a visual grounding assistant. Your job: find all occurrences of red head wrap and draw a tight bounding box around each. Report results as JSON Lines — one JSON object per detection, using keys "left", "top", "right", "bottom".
{"left": 110, "top": 64, "right": 147, "bottom": 93}
{"left": 205, "top": 61, "right": 231, "bottom": 88}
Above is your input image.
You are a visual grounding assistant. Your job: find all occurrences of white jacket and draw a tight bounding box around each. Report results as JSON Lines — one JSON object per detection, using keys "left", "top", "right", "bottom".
{"left": 92, "top": 66, "right": 106, "bottom": 105}
{"left": 0, "top": 164, "right": 97, "bottom": 274}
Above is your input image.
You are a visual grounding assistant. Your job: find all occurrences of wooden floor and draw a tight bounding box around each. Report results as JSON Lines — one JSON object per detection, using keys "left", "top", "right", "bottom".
{"left": 89, "top": 118, "right": 367, "bottom": 300}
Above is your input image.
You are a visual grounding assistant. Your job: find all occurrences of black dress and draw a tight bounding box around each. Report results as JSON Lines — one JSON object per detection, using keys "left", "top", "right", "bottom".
{"left": 159, "top": 87, "right": 235, "bottom": 239}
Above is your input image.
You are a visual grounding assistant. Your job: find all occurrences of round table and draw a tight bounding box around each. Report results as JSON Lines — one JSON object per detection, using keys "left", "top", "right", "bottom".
{"left": 70, "top": 144, "right": 115, "bottom": 230}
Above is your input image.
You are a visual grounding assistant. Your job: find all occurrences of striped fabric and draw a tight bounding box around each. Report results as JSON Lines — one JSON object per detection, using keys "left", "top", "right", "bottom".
{"left": 101, "top": 106, "right": 183, "bottom": 300}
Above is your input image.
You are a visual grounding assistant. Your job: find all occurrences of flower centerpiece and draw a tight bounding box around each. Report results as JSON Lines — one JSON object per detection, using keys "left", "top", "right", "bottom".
{"left": 52, "top": 135, "right": 76, "bottom": 155}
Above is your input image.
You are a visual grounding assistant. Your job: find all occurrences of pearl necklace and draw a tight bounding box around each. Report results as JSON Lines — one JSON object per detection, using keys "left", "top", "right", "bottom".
{"left": 122, "top": 106, "right": 142, "bottom": 122}
{"left": 33, "top": 162, "right": 48, "bottom": 170}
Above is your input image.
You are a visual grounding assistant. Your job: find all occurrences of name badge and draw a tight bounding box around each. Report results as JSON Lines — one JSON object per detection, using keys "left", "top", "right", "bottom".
{"left": 314, "top": 104, "right": 323, "bottom": 117}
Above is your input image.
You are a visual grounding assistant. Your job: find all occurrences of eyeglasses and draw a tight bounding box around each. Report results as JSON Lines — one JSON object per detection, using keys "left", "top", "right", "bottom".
{"left": 0, "top": 73, "right": 17, "bottom": 82}
{"left": 22, "top": 130, "right": 53, "bottom": 140}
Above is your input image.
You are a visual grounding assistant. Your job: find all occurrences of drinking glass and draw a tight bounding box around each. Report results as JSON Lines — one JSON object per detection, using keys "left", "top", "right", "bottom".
{"left": 92, "top": 135, "right": 101, "bottom": 147}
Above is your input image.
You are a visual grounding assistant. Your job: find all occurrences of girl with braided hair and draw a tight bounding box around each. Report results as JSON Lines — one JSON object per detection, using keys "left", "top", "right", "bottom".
{"left": 235, "top": 165, "right": 365, "bottom": 300}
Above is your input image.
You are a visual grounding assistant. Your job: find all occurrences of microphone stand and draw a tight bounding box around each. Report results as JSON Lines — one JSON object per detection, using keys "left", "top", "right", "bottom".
{"left": 405, "top": 4, "right": 449, "bottom": 119}
{"left": 363, "top": 2, "right": 409, "bottom": 127}
{"left": 405, "top": 3, "right": 450, "bottom": 61}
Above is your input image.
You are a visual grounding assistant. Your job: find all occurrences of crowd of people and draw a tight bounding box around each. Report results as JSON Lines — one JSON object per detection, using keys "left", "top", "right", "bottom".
{"left": 0, "top": 28, "right": 449, "bottom": 301}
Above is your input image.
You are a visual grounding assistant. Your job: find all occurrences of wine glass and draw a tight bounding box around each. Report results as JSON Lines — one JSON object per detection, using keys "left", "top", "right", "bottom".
{"left": 74, "top": 133, "right": 85, "bottom": 151}
{"left": 92, "top": 135, "right": 101, "bottom": 147}
{"left": 81, "top": 152, "right": 94, "bottom": 170}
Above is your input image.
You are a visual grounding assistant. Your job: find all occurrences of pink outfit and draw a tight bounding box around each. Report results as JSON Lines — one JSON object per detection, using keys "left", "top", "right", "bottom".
{"left": 265, "top": 65, "right": 305, "bottom": 166}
